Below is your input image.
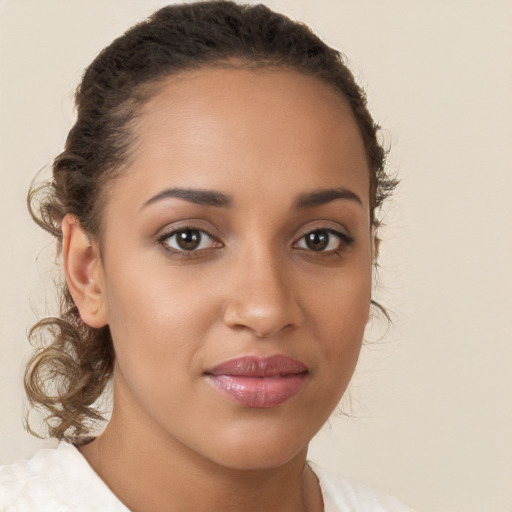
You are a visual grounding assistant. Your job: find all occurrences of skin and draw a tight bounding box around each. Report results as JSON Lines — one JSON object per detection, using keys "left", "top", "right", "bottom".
{"left": 63, "top": 68, "right": 373, "bottom": 512}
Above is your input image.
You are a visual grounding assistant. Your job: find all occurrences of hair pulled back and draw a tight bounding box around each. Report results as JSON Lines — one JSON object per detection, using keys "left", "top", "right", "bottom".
{"left": 25, "top": 0, "right": 397, "bottom": 441}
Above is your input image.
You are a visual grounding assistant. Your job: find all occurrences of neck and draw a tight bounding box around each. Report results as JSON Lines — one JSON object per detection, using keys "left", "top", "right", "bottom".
{"left": 79, "top": 382, "right": 323, "bottom": 512}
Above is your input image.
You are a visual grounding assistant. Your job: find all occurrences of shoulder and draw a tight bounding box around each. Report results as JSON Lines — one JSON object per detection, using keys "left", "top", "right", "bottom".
{"left": 0, "top": 442, "right": 129, "bottom": 512}
{"left": 313, "top": 464, "right": 416, "bottom": 512}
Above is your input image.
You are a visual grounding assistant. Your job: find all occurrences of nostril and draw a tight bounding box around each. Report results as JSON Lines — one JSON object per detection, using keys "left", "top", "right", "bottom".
{"left": 223, "top": 300, "right": 300, "bottom": 339}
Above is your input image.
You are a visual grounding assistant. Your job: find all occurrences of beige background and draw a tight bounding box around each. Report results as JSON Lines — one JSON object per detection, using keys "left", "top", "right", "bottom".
{"left": 1, "top": 1, "right": 511, "bottom": 511}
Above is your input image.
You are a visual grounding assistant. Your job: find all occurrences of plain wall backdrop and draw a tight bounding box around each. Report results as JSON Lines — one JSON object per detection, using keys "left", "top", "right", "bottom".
{"left": 1, "top": 1, "right": 511, "bottom": 511}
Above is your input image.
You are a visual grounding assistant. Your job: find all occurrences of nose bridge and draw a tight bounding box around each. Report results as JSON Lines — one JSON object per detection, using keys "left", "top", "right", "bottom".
{"left": 223, "top": 237, "right": 301, "bottom": 338}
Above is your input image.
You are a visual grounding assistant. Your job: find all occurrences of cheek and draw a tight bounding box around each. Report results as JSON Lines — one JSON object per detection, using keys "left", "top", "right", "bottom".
{"left": 102, "top": 261, "right": 221, "bottom": 382}
{"left": 286, "top": 268, "right": 371, "bottom": 438}
{"left": 308, "top": 260, "right": 372, "bottom": 336}
{"left": 305, "top": 262, "right": 371, "bottom": 385}
{"left": 102, "top": 266, "right": 223, "bottom": 433}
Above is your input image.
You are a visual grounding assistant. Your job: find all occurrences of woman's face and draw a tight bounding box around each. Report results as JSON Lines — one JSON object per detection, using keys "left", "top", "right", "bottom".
{"left": 96, "top": 68, "right": 372, "bottom": 470}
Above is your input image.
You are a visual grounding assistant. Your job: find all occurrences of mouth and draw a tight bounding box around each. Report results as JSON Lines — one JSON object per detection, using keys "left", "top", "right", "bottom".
{"left": 204, "top": 355, "right": 309, "bottom": 408}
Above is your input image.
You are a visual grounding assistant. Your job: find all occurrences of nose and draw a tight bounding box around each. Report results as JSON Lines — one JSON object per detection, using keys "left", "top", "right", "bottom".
{"left": 222, "top": 247, "right": 303, "bottom": 339}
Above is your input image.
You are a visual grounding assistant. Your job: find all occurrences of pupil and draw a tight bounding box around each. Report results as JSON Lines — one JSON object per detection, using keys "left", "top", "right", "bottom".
{"left": 306, "top": 231, "right": 328, "bottom": 251}
{"left": 177, "top": 230, "right": 201, "bottom": 250}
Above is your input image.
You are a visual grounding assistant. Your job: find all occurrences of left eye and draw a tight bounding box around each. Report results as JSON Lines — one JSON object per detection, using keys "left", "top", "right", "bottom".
{"left": 159, "top": 228, "right": 219, "bottom": 252}
{"left": 295, "top": 229, "right": 347, "bottom": 252}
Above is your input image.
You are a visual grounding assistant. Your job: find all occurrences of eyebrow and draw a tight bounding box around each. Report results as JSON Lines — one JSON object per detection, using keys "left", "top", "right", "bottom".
{"left": 142, "top": 187, "right": 232, "bottom": 209}
{"left": 142, "top": 186, "right": 362, "bottom": 211}
{"left": 294, "top": 187, "right": 363, "bottom": 209}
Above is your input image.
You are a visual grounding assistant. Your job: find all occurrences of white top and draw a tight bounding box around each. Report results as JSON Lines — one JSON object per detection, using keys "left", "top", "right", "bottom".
{"left": 0, "top": 443, "right": 414, "bottom": 511}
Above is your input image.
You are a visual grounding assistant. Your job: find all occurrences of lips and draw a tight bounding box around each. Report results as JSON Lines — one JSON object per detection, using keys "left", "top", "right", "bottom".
{"left": 204, "top": 355, "right": 308, "bottom": 408}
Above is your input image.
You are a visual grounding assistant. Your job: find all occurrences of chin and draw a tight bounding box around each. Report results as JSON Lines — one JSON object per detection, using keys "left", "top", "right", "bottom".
{"left": 212, "top": 444, "right": 308, "bottom": 472}
{"left": 195, "top": 420, "right": 313, "bottom": 471}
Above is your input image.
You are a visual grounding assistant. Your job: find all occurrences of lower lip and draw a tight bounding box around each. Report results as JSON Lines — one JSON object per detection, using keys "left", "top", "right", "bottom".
{"left": 206, "top": 373, "right": 308, "bottom": 408}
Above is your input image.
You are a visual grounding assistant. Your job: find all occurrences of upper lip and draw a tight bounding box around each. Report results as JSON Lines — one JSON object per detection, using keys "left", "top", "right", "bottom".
{"left": 205, "top": 355, "right": 308, "bottom": 378}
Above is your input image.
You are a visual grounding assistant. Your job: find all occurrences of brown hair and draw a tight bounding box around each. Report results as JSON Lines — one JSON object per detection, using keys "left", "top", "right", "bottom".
{"left": 25, "top": 1, "right": 397, "bottom": 441}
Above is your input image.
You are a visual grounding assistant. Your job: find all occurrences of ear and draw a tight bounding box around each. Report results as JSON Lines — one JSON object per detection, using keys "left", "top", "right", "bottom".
{"left": 371, "top": 222, "right": 380, "bottom": 265}
{"left": 61, "top": 214, "right": 108, "bottom": 328}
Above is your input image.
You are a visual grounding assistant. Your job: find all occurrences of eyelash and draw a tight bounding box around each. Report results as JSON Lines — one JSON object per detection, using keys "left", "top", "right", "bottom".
{"left": 156, "top": 227, "right": 222, "bottom": 257}
{"left": 155, "top": 226, "right": 354, "bottom": 258}
{"left": 294, "top": 228, "right": 354, "bottom": 255}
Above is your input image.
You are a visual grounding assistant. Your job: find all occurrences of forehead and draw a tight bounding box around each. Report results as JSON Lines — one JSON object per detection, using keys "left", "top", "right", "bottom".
{"left": 114, "top": 67, "right": 369, "bottom": 211}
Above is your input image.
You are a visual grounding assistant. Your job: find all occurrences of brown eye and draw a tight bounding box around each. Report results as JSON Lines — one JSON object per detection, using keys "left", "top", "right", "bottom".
{"left": 304, "top": 231, "right": 329, "bottom": 251}
{"left": 295, "top": 229, "right": 352, "bottom": 253}
{"left": 160, "top": 228, "right": 218, "bottom": 252}
{"left": 175, "top": 229, "right": 201, "bottom": 250}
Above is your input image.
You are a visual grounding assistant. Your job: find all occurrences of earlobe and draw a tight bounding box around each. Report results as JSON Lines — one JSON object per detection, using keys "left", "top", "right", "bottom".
{"left": 61, "top": 214, "right": 108, "bottom": 328}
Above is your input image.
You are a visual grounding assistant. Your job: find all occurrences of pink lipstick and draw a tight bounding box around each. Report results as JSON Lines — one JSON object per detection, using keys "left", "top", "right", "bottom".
{"left": 204, "top": 355, "right": 308, "bottom": 408}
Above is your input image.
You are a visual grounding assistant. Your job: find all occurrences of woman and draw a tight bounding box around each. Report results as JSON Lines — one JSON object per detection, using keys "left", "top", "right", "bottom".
{"left": 1, "top": 2, "right": 410, "bottom": 510}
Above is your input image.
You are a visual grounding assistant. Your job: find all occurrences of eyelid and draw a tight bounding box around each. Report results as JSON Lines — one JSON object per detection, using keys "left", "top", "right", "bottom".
{"left": 292, "top": 223, "right": 354, "bottom": 252}
{"left": 154, "top": 223, "right": 224, "bottom": 255}
{"left": 153, "top": 218, "right": 224, "bottom": 241}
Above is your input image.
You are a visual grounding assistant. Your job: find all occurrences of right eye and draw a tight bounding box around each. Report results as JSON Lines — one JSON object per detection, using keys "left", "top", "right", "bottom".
{"left": 157, "top": 228, "right": 222, "bottom": 253}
